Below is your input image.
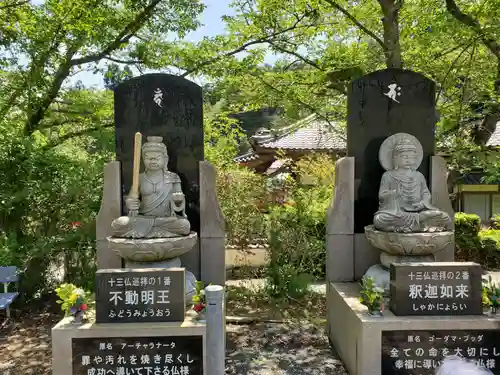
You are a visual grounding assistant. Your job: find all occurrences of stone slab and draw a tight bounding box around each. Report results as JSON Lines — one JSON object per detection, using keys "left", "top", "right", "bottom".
{"left": 326, "top": 157, "right": 355, "bottom": 282}
{"left": 354, "top": 233, "right": 380, "bottom": 279}
{"left": 199, "top": 160, "right": 226, "bottom": 287}
{"left": 52, "top": 312, "right": 206, "bottom": 375}
{"left": 430, "top": 156, "right": 454, "bottom": 224}
{"left": 326, "top": 234, "right": 354, "bottom": 282}
{"left": 347, "top": 69, "right": 437, "bottom": 233}
{"left": 96, "top": 161, "right": 123, "bottom": 270}
{"left": 328, "top": 282, "right": 500, "bottom": 375}
{"left": 201, "top": 237, "right": 226, "bottom": 286}
{"left": 199, "top": 161, "right": 225, "bottom": 239}
{"left": 95, "top": 268, "right": 186, "bottom": 324}
{"left": 114, "top": 74, "right": 203, "bottom": 227}
{"left": 114, "top": 74, "right": 203, "bottom": 279}
{"left": 389, "top": 262, "right": 483, "bottom": 316}
{"left": 326, "top": 157, "right": 354, "bottom": 235}
{"left": 431, "top": 155, "right": 455, "bottom": 263}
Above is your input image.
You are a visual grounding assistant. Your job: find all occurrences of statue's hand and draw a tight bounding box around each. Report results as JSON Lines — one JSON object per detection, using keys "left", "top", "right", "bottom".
{"left": 412, "top": 202, "right": 425, "bottom": 211}
{"left": 172, "top": 192, "right": 184, "bottom": 204}
{"left": 126, "top": 197, "right": 140, "bottom": 211}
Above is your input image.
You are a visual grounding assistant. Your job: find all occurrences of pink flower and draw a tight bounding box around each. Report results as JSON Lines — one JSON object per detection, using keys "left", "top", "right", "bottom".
{"left": 193, "top": 303, "right": 205, "bottom": 312}
{"left": 72, "top": 222, "right": 81, "bottom": 229}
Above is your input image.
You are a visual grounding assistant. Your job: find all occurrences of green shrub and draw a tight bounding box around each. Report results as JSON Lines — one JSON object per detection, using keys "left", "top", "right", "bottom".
{"left": 0, "top": 135, "right": 110, "bottom": 300}
{"left": 455, "top": 212, "right": 481, "bottom": 237}
{"left": 216, "top": 167, "right": 267, "bottom": 248}
{"left": 264, "top": 201, "right": 323, "bottom": 299}
{"left": 491, "top": 214, "right": 500, "bottom": 229}
{"left": 263, "top": 154, "right": 334, "bottom": 298}
{"left": 455, "top": 213, "right": 481, "bottom": 260}
{"left": 479, "top": 229, "right": 500, "bottom": 244}
{"left": 204, "top": 108, "right": 268, "bottom": 248}
{"left": 455, "top": 213, "right": 500, "bottom": 269}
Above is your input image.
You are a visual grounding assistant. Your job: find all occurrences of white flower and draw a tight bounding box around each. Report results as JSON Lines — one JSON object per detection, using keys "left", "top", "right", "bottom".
{"left": 74, "top": 288, "right": 85, "bottom": 296}
{"left": 373, "top": 287, "right": 384, "bottom": 294}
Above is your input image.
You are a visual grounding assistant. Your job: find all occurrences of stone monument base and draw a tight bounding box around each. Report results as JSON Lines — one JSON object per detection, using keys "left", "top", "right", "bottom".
{"left": 327, "top": 282, "right": 499, "bottom": 375}
{"left": 364, "top": 254, "right": 435, "bottom": 294}
{"left": 124, "top": 257, "right": 197, "bottom": 302}
{"left": 52, "top": 311, "right": 206, "bottom": 375}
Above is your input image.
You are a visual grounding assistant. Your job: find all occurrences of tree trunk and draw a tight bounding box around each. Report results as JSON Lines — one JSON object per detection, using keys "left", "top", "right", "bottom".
{"left": 378, "top": 0, "right": 403, "bottom": 69}
{"left": 495, "top": 60, "right": 500, "bottom": 94}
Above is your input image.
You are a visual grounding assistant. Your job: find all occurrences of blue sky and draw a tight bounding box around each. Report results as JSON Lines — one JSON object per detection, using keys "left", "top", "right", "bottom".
{"left": 72, "top": 0, "right": 275, "bottom": 88}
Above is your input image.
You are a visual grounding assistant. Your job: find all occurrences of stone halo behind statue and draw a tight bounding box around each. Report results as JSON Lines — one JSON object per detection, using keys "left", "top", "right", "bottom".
{"left": 378, "top": 132, "right": 424, "bottom": 172}
{"left": 363, "top": 132, "right": 454, "bottom": 292}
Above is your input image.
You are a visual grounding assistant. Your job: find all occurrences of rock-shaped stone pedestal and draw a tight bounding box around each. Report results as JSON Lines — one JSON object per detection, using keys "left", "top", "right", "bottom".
{"left": 363, "top": 225, "right": 453, "bottom": 292}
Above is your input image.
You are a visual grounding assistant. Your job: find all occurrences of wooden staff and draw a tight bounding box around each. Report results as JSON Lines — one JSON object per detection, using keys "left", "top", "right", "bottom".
{"left": 128, "top": 132, "right": 142, "bottom": 216}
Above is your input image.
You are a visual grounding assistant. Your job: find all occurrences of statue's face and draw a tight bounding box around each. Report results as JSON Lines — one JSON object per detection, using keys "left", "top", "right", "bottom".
{"left": 394, "top": 150, "right": 416, "bottom": 169}
{"left": 143, "top": 151, "right": 166, "bottom": 171}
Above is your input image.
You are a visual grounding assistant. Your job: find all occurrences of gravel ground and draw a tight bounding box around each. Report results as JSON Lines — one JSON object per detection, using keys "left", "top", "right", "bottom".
{"left": 226, "top": 323, "right": 347, "bottom": 375}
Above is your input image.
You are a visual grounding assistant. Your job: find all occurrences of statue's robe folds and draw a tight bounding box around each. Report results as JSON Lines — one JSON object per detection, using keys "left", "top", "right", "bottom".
{"left": 111, "top": 171, "right": 190, "bottom": 238}
{"left": 373, "top": 170, "right": 450, "bottom": 233}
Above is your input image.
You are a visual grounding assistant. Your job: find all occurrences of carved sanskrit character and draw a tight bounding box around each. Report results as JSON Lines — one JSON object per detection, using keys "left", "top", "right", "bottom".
{"left": 111, "top": 136, "right": 191, "bottom": 238}
{"left": 373, "top": 133, "right": 452, "bottom": 233}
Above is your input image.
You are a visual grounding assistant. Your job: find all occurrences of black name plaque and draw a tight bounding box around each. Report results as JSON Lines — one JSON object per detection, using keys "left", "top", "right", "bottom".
{"left": 96, "top": 268, "right": 186, "bottom": 323}
{"left": 390, "top": 262, "right": 483, "bottom": 316}
{"left": 382, "top": 329, "right": 500, "bottom": 375}
{"left": 72, "top": 335, "right": 203, "bottom": 375}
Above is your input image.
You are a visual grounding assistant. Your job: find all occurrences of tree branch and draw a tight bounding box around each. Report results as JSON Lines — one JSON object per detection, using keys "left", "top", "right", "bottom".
{"left": 24, "top": 44, "right": 80, "bottom": 135}
{"left": 0, "top": 0, "right": 29, "bottom": 10}
{"left": 42, "top": 122, "right": 114, "bottom": 151}
{"left": 322, "top": 0, "right": 386, "bottom": 51}
{"left": 51, "top": 108, "right": 95, "bottom": 115}
{"left": 251, "top": 73, "right": 345, "bottom": 140}
{"left": 0, "top": 85, "right": 23, "bottom": 122}
{"left": 433, "top": 36, "right": 482, "bottom": 59}
{"left": 70, "top": 0, "right": 163, "bottom": 66}
{"left": 23, "top": 1, "right": 160, "bottom": 134}
{"left": 445, "top": 0, "right": 500, "bottom": 58}
{"left": 180, "top": 13, "right": 315, "bottom": 77}
{"left": 266, "top": 40, "right": 323, "bottom": 71}
{"left": 105, "top": 56, "right": 143, "bottom": 64}
{"left": 445, "top": 0, "right": 500, "bottom": 93}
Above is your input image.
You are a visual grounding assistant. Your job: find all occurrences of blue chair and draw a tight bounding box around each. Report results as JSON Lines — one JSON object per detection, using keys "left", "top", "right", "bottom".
{"left": 0, "top": 266, "right": 19, "bottom": 319}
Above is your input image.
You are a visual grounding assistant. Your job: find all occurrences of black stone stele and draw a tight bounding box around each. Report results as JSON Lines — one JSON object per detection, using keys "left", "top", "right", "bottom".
{"left": 72, "top": 336, "right": 203, "bottom": 375}
{"left": 347, "top": 69, "right": 438, "bottom": 233}
{"left": 95, "top": 268, "right": 186, "bottom": 324}
{"left": 382, "top": 330, "right": 500, "bottom": 375}
{"left": 389, "top": 263, "right": 483, "bottom": 316}
{"left": 114, "top": 74, "right": 203, "bottom": 236}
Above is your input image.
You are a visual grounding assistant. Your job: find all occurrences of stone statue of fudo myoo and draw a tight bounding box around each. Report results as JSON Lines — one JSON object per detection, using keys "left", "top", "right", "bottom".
{"left": 111, "top": 134, "right": 191, "bottom": 239}
{"left": 107, "top": 133, "right": 198, "bottom": 300}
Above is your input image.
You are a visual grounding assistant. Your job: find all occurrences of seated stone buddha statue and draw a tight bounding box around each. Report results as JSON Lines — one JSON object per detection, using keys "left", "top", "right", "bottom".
{"left": 373, "top": 133, "right": 452, "bottom": 233}
{"left": 111, "top": 136, "right": 191, "bottom": 238}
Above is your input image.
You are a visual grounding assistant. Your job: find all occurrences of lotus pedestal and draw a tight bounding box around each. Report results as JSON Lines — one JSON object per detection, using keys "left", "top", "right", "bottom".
{"left": 107, "top": 232, "right": 198, "bottom": 302}
{"left": 363, "top": 225, "right": 453, "bottom": 292}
